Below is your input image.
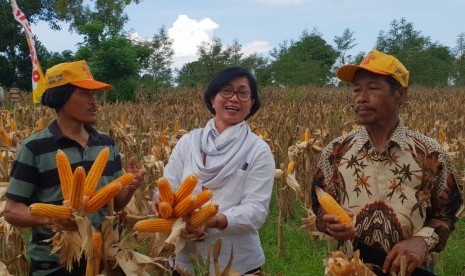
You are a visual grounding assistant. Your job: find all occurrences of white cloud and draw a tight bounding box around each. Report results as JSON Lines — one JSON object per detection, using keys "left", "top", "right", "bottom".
{"left": 129, "top": 15, "right": 219, "bottom": 69}
{"left": 253, "top": 0, "right": 305, "bottom": 4}
{"left": 168, "top": 14, "right": 218, "bottom": 59}
{"left": 242, "top": 40, "right": 272, "bottom": 56}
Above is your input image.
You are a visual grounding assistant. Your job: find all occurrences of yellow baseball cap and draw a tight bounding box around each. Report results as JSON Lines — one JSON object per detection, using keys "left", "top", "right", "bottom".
{"left": 337, "top": 50, "right": 409, "bottom": 87}
{"left": 44, "top": 60, "right": 112, "bottom": 91}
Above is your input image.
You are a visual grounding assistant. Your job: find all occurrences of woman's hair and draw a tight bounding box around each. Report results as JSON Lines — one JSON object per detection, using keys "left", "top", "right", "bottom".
{"left": 40, "top": 84, "right": 76, "bottom": 112}
{"left": 203, "top": 67, "right": 260, "bottom": 120}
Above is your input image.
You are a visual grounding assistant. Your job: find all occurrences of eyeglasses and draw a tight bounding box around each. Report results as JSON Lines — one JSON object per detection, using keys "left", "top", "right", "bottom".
{"left": 219, "top": 87, "right": 252, "bottom": 102}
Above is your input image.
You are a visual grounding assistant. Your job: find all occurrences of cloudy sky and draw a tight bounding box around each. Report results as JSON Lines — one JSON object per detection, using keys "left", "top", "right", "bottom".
{"left": 31, "top": 0, "right": 465, "bottom": 69}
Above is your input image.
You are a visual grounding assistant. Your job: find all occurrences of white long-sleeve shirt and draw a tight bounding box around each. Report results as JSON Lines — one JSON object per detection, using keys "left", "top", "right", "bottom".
{"left": 164, "top": 128, "right": 275, "bottom": 274}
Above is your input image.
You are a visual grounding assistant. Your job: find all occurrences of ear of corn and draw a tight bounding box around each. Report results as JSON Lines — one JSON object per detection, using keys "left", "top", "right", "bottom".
{"left": 8, "top": 119, "right": 17, "bottom": 132}
{"left": 84, "top": 182, "right": 123, "bottom": 213}
{"left": 304, "top": 128, "right": 310, "bottom": 143}
{"left": 152, "top": 146, "right": 162, "bottom": 161}
{"left": 70, "top": 166, "right": 86, "bottom": 209}
{"left": 112, "top": 173, "right": 135, "bottom": 189}
{"left": 263, "top": 130, "right": 270, "bottom": 140}
{"left": 120, "top": 114, "right": 126, "bottom": 129}
{"left": 56, "top": 150, "right": 74, "bottom": 201}
{"left": 174, "top": 173, "right": 198, "bottom": 204}
{"left": 83, "top": 147, "right": 110, "bottom": 198}
{"left": 315, "top": 187, "right": 353, "bottom": 225}
{"left": 134, "top": 218, "right": 175, "bottom": 232}
{"left": 174, "top": 194, "right": 198, "bottom": 218}
{"left": 192, "top": 189, "right": 213, "bottom": 210}
{"left": 30, "top": 203, "right": 72, "bottom": 220}
{"left": 156, "top": 177, "right": 175, "bottom": 205}
{"left": 174, "top": 119, "right": 180, "bottom": 132}
{"left": 158, "top": 201, "right": 173, "bottom": 218}
{"left": 286, "top": 160, "right": 295, "bottom": 174}
{"left": 0, "top": 128, "right": 10, "bottom": 146}
{"left": 92, "top": 229, "right": 103, "bottom": 275}
{"left": 190, "top": 203, "right": 219, "bottom": 228}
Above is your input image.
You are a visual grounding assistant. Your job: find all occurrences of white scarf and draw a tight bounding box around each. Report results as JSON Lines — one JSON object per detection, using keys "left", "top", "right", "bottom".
{"left": 190, "top": 119, "right": 256, "bottom": 189}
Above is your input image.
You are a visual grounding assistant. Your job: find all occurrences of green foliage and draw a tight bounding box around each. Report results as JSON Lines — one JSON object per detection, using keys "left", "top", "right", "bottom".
{"left": 42, "top": 50, "right": 75, "bottom": 70}
{"left": 106, "top": 77, "right": 137, "bottom": 102}
{"left": 376, "top": 18, "right": 455, "bottom": 87}
{"left": 144, "top": 26, "right": 174, "bottom": 90}
{"left": 0, "top": 0, "right": 146, "bottom": 91}
{"left": 270, "top": 29, "right": 338, "bottom": 86}
{"left": 241, "top": 53, "right": 272, "bottom": 86}
{"left": 175, "top": 38, "right": 271, "bottom": 87}
{"left": 136, "top": 75, "right": 178, "bottom": 100}
{"left": 434, "top": 219, "right": 465, "bottom": 276}
{"left": 260, "top": 190, "right": 326, "bottom": 275}
{"left": 176, "top": 37, "right": 242, "bottom": 87}
{"left": 333, "top": 28, "right": 357, "bottom": 69}
{"left": 176, "top": 61, "right": 204, "bottom": 88}
{"left": 93, "top": 38, "right": 140, "bottom": 80}
{"left": 453, "top": 32, "right": 465, "bottom": 86}
{"left": 0, "top": 56, "right": 15, "bottom": 87}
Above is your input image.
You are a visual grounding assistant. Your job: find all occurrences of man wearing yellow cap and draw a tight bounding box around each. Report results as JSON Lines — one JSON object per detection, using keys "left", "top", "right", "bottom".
{"left": 311, "top": 50, "right": 463, "bottom": 275}
{"left": 4, "top": 60, "right": 146, "bottom": 275}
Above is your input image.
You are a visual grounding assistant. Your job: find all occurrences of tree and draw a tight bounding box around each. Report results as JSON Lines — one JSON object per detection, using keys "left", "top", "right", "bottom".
{"left": 70, "top": 1, "right": 151, "bottom": 101}
{"left": 269, "top": 29, "right": 338, "bottom": 86}
{"left": 240, "top": 53, "right": 271, "bottom": 87}
{"left": 453, "top": 32, "right": 465, "bottom": 86}
{"left": 176, "top": 37, "right": 244, "bottom": 87}
{"left": 331, "top": 28, "right": 357, "bottom": 85}
{"left": 0, "top": 0, "right": 48, "bottom": 89}
{"left": 176, "top": 61, "right": 203, "bottom": 88}
{"left": 376, "top": 18, "right": 454, "bottom": 86}
{"left": 145, "top": 26, "right": 174, "bottom": 90}
{"left": 42, "top": 50, "right": 75, "bottom": 69}
{"left": 333, "top": 28, "right": 357, "bottom": 67}
{"left": 0, "top": 0, "right": 143, "bottom": 92}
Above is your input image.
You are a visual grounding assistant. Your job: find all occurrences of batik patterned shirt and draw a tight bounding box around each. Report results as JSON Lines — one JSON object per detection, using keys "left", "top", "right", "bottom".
{"left": 312, "top": 122, "right": 463, "bottom": 255}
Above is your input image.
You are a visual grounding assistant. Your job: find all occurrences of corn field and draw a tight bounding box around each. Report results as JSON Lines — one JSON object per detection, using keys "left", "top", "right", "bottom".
{"left": 0, "top": 86, "right": 464, "bottom": 275}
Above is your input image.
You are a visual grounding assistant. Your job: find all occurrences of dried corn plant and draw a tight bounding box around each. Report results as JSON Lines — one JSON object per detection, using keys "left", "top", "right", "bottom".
{"left": 0, "top": 185, "right": 28, "bottom": 275}
{"left": 0, "top": 86, "right": 464, "bottom": 275}
{"left": 177, "top": 238, "right": 249, "bottom": 276}
{"left": 324, "top": 250, "right": 377, "bottom": 276}
{"left": 98, "top": 215, "right": 171, "bottom": 276}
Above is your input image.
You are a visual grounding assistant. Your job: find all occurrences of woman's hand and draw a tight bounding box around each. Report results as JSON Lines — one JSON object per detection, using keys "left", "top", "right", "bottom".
{"left": 181, "top": 223, "right": 207, "bottom": 242}
{"left": 322, "top": 208, "right": 357, "bottom": 241}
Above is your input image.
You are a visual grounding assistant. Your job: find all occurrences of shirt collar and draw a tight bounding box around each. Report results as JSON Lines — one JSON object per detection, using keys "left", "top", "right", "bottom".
{"left": 353, "top": 121, "right": 409, "bottom": 153}
{"left": 49, "top": 120, "right": 100, "bottom": 142}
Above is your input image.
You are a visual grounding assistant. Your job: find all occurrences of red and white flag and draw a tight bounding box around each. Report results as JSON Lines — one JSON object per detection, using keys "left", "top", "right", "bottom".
{"left": 11, "top": 0, "right": 46, "bottom": 104}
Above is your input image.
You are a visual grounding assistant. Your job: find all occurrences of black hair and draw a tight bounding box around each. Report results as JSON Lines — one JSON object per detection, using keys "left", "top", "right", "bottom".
{"left": 385, "top": 75, "right": 403, "bottom": 93}
{"left": 40, "top": 84, "right": 76, "bottom": 112}
{"left": 203, "top": 67, "right": 260, "bottom": 120}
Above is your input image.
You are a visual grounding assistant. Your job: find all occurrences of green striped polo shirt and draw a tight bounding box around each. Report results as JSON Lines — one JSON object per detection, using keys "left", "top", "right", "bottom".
{"left": 6, "top": 120, "right": 123, "bottom": 270}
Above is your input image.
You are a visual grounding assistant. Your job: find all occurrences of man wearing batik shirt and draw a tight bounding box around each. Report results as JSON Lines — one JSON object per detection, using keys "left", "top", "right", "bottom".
{"left": 311, "top": 50, "right": 463, "bottom": 276}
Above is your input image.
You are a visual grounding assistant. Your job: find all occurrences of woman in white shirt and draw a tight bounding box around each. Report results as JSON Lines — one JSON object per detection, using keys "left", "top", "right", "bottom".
{"left": 153, "top": 67, "right": 275, "bottom": 275}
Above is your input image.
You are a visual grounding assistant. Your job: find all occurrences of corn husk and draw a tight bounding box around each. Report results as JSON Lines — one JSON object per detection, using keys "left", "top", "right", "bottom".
{"left": 49, "top": 215, "right": 92, "bottom": 272}
{"left": 324, "top": 249, "right": 376, "bottom": 276}
{"left": 101, "top": 215, "right": 170, "bottom": 276}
